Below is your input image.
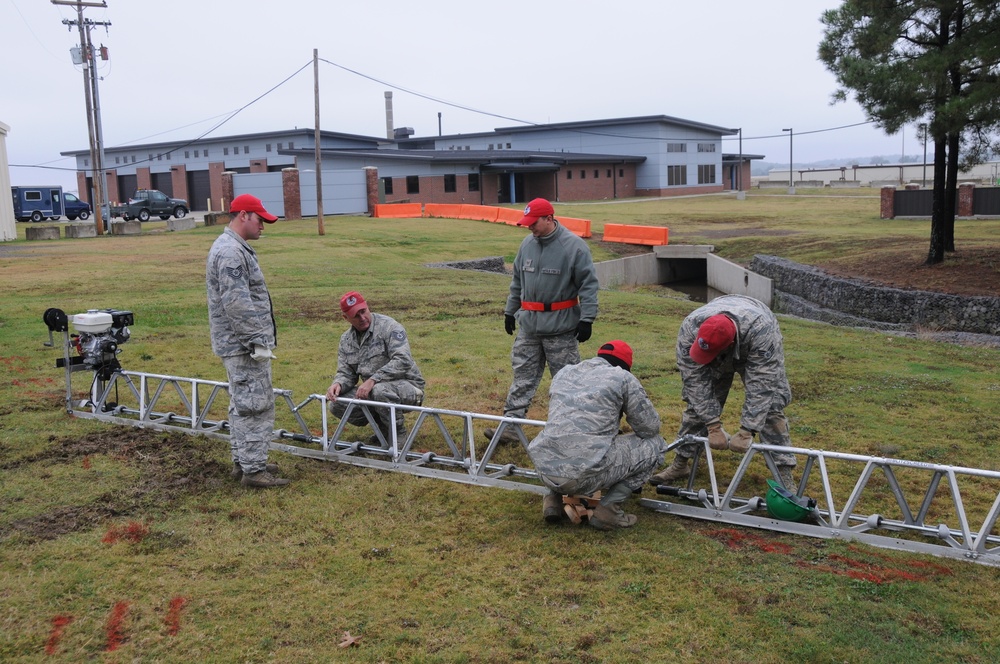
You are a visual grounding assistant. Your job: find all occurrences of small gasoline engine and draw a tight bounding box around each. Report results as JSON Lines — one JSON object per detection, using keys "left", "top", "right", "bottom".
{"left": 43, "top": 307, "right": 134, "bottom": 381}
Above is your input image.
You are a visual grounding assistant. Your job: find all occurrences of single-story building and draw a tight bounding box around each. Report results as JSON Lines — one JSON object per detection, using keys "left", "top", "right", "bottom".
{"left": 63, "top": 114, "right": 761, "bottom": 212}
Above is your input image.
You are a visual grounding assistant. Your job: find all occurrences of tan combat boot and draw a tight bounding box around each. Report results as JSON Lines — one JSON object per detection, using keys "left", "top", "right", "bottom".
{"left": 231, "top": 462, "right": 278, "bottom": 480}
{"left": 241, "top": 470, "right": 291, "bottom": 488}
{"left": 648, "top": 456, "right": 690, "bottom": 485}
{"left": 483, "top": 426, "right": 521, "bottom": 445}
{"left": 542, "top": 493, "right": 563, "bottom": 524}
{"left": 589, "top": 503, "right": 638, "bottom": 530}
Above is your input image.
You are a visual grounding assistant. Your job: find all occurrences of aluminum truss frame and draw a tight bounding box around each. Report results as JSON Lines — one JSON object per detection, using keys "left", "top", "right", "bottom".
{"left": 53, "top": 335, "right": 1000, "bottom": 567}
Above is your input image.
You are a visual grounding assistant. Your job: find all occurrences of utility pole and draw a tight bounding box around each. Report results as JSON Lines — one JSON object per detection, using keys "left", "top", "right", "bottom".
{"left": 55, "top": 0, "right": 110, "bottom": 235}
{"left": 313, "top": 48, "right": 324, "bottom": 235}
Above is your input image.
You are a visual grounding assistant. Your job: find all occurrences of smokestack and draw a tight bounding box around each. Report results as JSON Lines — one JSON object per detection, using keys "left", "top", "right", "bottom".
{"left": 384, "top": 91, "right": 394, "bottom": 140}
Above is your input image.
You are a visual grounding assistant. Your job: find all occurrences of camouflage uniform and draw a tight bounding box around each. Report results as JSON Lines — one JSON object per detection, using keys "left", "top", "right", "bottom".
{"left": 502, "top": 221, "right": 599, "bottom": 418}
{"left": 329, "top": 313, "right": 425, "bottom": 434}
{"left": 206, "top": 227, "right": 277, "bottom": 474}
{"left": 528, "top": 357, "right": 666, "bottom": 505}
{"left": 673, "top": 295, "right": 796, "bottom": 468}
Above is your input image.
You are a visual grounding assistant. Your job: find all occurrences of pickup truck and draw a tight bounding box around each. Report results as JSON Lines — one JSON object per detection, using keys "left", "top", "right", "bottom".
{"left": 110, "top": 189, "right": 189, "bottom": 222}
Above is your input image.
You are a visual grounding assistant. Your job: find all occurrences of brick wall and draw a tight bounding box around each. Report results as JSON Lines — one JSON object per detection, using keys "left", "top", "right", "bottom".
{"left": 170, "top": 165, "right": 188, "bottom": 202}
{"left": 282, "top": 168, "right": 301, "bottom": 220}
{"left": 880, "top": 186, "right": 895, "bottom": 219}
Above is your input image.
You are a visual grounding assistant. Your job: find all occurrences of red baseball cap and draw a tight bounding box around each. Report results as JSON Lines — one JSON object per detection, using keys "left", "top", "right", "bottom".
{"left": 517, "top": 198, "right": 555, "bottom": 226}
{"left": 689, "top": 314, "right": 737, "bottom": 364}
{"left": 598, "top": 340, "right": 633, "bottom": 370}
{"left": 230, "top": 193, "right": 278, "bottom": 223}
{"left": 339, "top": 291, "right": 368, "bottom": 317}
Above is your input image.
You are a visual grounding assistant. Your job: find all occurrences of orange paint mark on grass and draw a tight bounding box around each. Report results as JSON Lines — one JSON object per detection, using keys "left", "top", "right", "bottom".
{"left": 44, "top": 615, "right": 73, "bottom": 655}
{"left": 82, "top": 456, "right": 92, "bottom": 470}
{"left": 165, "top": 597, "right": 187, "bottom": 636}
{"left": 102, "top": 521, "right": 150, "bottom": 544}
{"left": 105, "top": 601, "right": 130, "bottom": 652}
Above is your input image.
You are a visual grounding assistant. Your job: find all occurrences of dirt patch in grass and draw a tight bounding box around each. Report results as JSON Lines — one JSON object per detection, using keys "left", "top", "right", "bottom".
{"left": 0, "top": 428, "right": 227, "bottom": 543}
{"left": 818, "top": 246, "right": 1000, "bottom": 297}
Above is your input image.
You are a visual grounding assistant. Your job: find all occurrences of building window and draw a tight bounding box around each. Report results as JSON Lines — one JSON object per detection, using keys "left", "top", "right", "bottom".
{"left": 444, "top": 174, "right": 456, "bottom": 193}
{"left": 148, "top": 154, "right": 154, "bottom": 161}
{"left": 580, "top": 170, "right": 586, "bottom": 179}
{"left": 468, "top": 173, "right": 480, "bottom": 191}
{"left": 697, "top": 143, "right": 717, "bottom": 153}
{"left": 607, "top": 169, "right": 612, "bottom": 177}
{"left": 668, "top": 165, "right": 687, "bottom": 186}
{"left": 84, "top": 158, "right": 89, "bottom": 167}
{"left": 166, "top": 152, "right": 171, "bottom": 160}
{"left": 506, "top": 143, "right": 511, "bottom": 148}
{"left": 244, "top": 146, "right": 250, "bottom": 154}
{"left": 131, "top": 156, "right": 136, "bottom": 163}
{"left": 619, "top": 168, "right": 624, "bottom": 177}
{"left": 382, "top": 177, "right": 393, "bottom": 195}
{"left": 157, "top": 153, "right": 162, "bottom": 161}
{"left": 115, "top": 157, "right": 120, "bottom": 164}
{"left": 406, "top": 175, "right": 419, "bottom": 194}
{"left": 202, "top": 149, "right": 208, "bottom": 157}
{"left": 266, "top": 144, "right": 272, "bottom": 152}
{"left": 567, "top": 170, "right": 573, "bottom": 179}
{"left": 667, "top": 143, "right": 686, "bottom": 152}
{"left": 277, "top": 143, "right": 283, "bottom": 150}
{"left": 594, "top": 169, "right": 599, "bottom": 178}
{"left": 184, "top": 151, "right": 189, "bottom": 159}
{"left": 488, "top": 144, "right": 494, "bottom": 150}
{"left": 233, "top": 146, "right": 239, "bottom": 155}
{"left": 288, "top": 141, "right": 294, "bottom": 149}
{"left": 697, "top": 164, "right": 716, "bottom": 184}
{"left": 224, "top": 147, "right": 229, "bottom": 155}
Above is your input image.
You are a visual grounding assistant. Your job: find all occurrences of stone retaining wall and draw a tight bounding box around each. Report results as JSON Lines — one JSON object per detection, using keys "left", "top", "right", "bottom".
{"left": 749, "top": 254, "right": 1000, "bottom": 336}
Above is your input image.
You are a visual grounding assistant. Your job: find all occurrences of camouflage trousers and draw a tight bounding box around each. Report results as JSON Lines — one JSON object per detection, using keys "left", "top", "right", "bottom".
{"left": 675, "top": 402, "right": 797, "bottom": 468}
{"left": 502, "top": 330, "right": 580, "bottom": 419}
{"left": 329, "top": 380, "right": 424, "bottom": 432}
{"left": 222, "top": 353, "right": 275, "bottom": 474}
{"left": 539, "top": 434, "right": 666, "bottom": 506}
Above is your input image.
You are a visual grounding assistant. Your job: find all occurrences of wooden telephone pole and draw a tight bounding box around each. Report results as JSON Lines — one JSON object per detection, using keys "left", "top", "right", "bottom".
{"left": 54, "top": 0, "right": 110, "bottom": 235}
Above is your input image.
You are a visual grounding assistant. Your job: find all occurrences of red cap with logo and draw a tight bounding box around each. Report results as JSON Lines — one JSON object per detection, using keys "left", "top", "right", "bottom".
{"left": 230, "top": 193, "right": 278, "bottom": 222}
{"left": 339, "top": 291, "right": 367, "bottom": 317}
{"left": 598, "top": 340, "right": 634, "bottom": 370}
{"left": 517, "top": 198, "right": 555, "bottom": 226}
{"left": 689, "top": 314, "right": 737, "bottom": 364}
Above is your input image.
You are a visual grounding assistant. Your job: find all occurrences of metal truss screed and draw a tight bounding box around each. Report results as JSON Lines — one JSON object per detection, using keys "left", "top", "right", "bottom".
{"left": 43, "top": 314, "right": 1000, "bottom": 567}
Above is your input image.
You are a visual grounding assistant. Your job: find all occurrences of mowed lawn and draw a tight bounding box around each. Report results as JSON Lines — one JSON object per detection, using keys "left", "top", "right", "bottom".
{"left": 1, "top": 192, "right": 999, "bottom": 663}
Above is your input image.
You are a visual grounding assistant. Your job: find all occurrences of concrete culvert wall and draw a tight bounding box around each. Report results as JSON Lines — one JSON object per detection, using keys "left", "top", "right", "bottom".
{"left": 749, "top": 255, "right": 1000, "bottom": 337}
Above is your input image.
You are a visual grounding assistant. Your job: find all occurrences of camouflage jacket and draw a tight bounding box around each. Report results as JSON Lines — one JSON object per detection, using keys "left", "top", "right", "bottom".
{"left": 332, "top": 313, "right": 425, "bottom": 393}
{"left": 206, "top": 228, "right": 276, "bottom": 358}
{"left": 676, "top": 294, "right": 791, "bottom": 432}
{"left": 505, "top": 221, "right": 599, "bottom": 337}
{"left": 527, "top": 357, "right": 662, "bottom": 478}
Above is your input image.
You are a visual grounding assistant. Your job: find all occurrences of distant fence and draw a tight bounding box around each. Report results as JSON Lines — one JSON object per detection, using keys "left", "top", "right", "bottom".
{"left": 883, "top": 184, "right": 1000, "bottom": 218}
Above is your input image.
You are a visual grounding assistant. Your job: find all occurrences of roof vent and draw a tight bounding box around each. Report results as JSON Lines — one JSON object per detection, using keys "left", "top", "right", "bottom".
{"left": 393, "top": 127, "right": 415, "bottom": 139}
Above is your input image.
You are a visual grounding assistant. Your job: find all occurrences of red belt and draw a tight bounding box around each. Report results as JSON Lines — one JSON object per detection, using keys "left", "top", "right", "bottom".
{"left": 521, "top": 298, "right": 579, "bottom": 312}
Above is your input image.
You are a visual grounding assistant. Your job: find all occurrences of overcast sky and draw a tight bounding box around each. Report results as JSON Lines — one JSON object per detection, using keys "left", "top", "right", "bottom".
{"left": 4, "top": 0, "right": 921, "bottom": 193}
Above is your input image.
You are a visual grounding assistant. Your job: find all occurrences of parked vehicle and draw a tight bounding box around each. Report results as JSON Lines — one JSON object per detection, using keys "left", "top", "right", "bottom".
{"left": 11, "top": 186, "right": 90, "bottom": 222}
{"left": 109, "top": 189, "right": 189, "bottom": 222}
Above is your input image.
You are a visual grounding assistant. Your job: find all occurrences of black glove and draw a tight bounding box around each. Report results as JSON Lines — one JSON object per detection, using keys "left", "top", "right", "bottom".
{"left": 575, "top": 320, "right": 592, "bottom": 343}
{"left": 504, "top": 314, "right": 516, "bottom": 335}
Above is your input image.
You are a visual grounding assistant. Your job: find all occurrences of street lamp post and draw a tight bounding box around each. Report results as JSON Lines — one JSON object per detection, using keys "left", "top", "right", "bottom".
{"left": 920, "top": 123, "right": 928, "bottom": 187}
{"left": 782, "top": 128, "right": 794, "bottom": 194}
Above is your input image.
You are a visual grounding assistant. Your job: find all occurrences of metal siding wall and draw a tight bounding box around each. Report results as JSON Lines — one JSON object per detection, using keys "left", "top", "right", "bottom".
{"left": 232, "top": 172, "right": 284, "bottom": 217}
{"left": 973, "top": 187, "right": 1000, "bottom": 215}
{"left": 299, "top": 169, "right": 368, "bottom": 215}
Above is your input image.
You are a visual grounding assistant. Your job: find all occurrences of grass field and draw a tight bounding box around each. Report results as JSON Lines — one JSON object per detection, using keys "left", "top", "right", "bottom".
{"left": 2, "top": 191, "right": 999, "bottom": 662}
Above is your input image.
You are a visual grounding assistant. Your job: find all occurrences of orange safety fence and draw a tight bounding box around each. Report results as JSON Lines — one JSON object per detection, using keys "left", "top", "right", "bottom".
{"left": 601, "top": 223, "right": 669, "bottom": 246}
{"left": 558, "top": 217, "right": 592, "bottom": 239}
{"left": 374, "top": 203, "right": 423, "bottom": 218}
